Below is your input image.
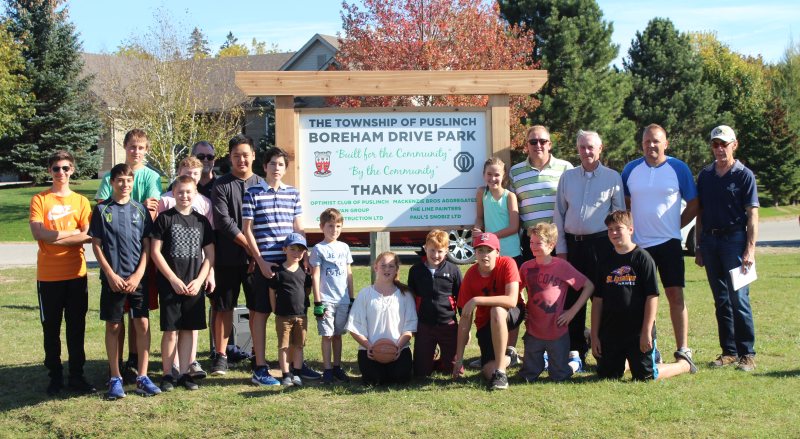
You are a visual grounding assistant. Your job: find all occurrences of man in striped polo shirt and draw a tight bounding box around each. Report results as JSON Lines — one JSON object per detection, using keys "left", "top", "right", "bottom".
{"left": 510, "top": 125, "right": 574, "bottom": 262}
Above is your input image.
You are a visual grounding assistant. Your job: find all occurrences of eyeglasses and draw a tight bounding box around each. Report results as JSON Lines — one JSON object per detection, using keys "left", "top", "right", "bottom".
{"left": 711, "top": 140, "right": 733, "bottom": 149}
{"left": 195, "top": 153, "right": 215, "bottom": 161}
{"left": 528, "top": 138, "right": 550, "bottom": 146}
{"left": 51, "top": 166, "right": 71, "bottom": 173}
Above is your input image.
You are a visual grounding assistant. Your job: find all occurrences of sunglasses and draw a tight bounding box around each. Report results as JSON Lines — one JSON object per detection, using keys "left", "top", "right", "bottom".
{"left": 528, "top": 138, "right": 550, "bottom": 146}
{"left": 195, "top": 153, "right": 215, "bottom": 161}
{"left": 51, "top": 166, "right": 71, "bottom": 173}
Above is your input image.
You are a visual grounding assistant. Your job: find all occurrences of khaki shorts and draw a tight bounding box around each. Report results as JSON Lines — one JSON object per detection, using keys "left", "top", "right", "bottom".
{"left": 275, "top": 315, "right": 307, "bottom": 349}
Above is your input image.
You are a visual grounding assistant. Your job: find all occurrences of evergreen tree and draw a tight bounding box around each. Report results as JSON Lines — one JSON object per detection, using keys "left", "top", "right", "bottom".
{"left": 220, "top": 31, "right": 237, "bottom": 49}
{"left": 623, "top": 18, "right": 719, "bottom": 172}
{"left": 0, "top": 0, "right": 102, "bottom": 182}
{"left": 187, "top": 27, "right": 210, "bottom": 59}
{"left": 499, "top": 0, "right": 635, "bottom": 168}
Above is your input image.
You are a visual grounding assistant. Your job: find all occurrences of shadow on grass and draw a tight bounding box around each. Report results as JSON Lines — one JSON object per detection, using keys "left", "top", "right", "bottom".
{"left": 755, "top": 369, "right": 800, "bottom": 378}
{"left": 0, "top": 304, "right": 39, "bottom": 311}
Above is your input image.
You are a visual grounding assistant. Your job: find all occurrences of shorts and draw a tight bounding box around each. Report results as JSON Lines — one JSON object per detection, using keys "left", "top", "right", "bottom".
{"left": 317, "top": 303, "right": 350, "bottom": 337}
{"left": 476, "top": 302, "right": 525, "bottom": 367}
{"left": 211, "top": 264, "right": 252, "bottom": 311}
{"left": 275, "top": 315, "right": 307, "bottom": 349}
{"left": 643, "top": 239, "right": 685, "bottom": 288}
{"left": 159, "top": 288, "right": 207, "bottom": 331}
{"left": 100, "top": 283, "right": 148, "bottom": 323}
{"left": 246, "top": 269, "right": 273, "bottom": 314}
{"left": 597, "top": 335, "right": 658, "bottom": 381}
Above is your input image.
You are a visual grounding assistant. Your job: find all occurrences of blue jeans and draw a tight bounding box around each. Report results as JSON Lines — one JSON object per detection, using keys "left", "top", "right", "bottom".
{"left": 701, "top": 230, "right": 755, "bottom": 356}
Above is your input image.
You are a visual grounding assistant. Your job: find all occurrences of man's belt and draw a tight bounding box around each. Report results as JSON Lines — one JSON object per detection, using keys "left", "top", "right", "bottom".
{"left": 706, "top": 225, "right": 747, "bottom": 237}
{"left": 565, "top": 231, "right": 607, "bottom": 242}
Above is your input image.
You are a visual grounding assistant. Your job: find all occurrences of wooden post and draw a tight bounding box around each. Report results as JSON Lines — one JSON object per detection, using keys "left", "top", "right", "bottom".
{"left": 274, "top": 95, "right": 298, "bottom": 186}
{"left": 489, "top": 94, "right": 511, "bottom": 164}
{"left": 369, "top": 231, "right": 390, "bottom": 283}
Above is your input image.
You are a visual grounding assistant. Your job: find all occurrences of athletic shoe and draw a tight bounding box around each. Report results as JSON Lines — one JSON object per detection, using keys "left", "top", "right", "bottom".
{"left": 226, "top": 345, "right": 252, "bottom": 363}
{"left": 737, "top": 355, "right": 756, "bottom": 372}
{"left": 291, "top": 375, "right": 303, "bottom": 387}
{"left": 67, "top": 375, "right": 97, "bottom": 394}
{"left": 46, "top": 376, "right": 63, "bottom": 396}
{"left": 332, "top": 366, "right": 350, "bottom": 382}
{"left": 178, "top": 374, "right": 199, "bottom": 391}
{"left": 489, "top": 370, "right": 509, "bottom": 390}
{"left": 171, "top": 364, "right": 180, "bottom": 379}
{"left": 160, "top": 375, "right": 175, "bottom": 392}
{"left": 135, "top": 375, "right": 162, "bottom": 397}
{"left": 322, "top": 369, "right": 334, "bottom": 385}
{"left": 210, "top": 354, "right": 228, "bottom": 376}
{"left": 674, "top": 349, "right": 698, "bottom": 374}
{"left": 188, "top": 361, "right": 207, "bottom": 380}
{"left": 123, "top": 359, "right": 139, "bottom": 385}
{"left": 106, "top": 376, "right": 126, "bottom": 400}
{"left": 294, "top": 362, "right": 322, "bottom": 380}
{"left": 280, "top": 375, "right": 294, "bottom": 387}
{"left": 468, "top": 358, "right": 482, "bottom": 369}
{"left": 710, "top": 354, "right": 738, "bottom": 368}
{"left": 568, "top": 351, "right": 584, "bottom": 373}
{"left": 251, "top": 366, "right": 280, "bottom": 386}
{"left": 543, "top": 351, "right": 549, "bottom": 371}
{"left": 506, "top": 346, "right": 520, "bottom": 368}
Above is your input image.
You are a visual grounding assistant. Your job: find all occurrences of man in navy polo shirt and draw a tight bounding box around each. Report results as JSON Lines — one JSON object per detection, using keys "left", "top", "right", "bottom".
{"left": 694, "top": 125, "right": 759, "bottom": 371}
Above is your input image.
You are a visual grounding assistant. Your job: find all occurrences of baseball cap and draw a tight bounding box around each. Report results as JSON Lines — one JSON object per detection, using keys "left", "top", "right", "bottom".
{"left": 710, "top": 125, "right": 736, "bottom": 143}
{"left": 472, "top": 232, "right": 500, "bottom": 252}
{"left": 283, "top": 232, "right": 308, "bottom": 249}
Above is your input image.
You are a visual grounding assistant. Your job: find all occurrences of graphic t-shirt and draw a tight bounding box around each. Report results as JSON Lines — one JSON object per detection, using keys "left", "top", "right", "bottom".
{"left": 519, "top": 257, "right": 587, "bottom": 340}
{"left": 151, "top": 208, "right": 214, "bottom": 289}
{"left": 29, "top": 190, "right": 92, "bottom": 281}
{"left": 309, "top": 240, "right": 353, "bottom": 304}
{"left": 88, "top": 199, "right": 152, "bottom": 282}
{"left": 457, "top": 256, "right": 522, "bottom": 329}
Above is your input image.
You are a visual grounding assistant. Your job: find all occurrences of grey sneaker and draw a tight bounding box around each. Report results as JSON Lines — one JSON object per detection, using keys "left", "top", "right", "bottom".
{"left": 188, "top": 361, "right": 207, "bottom": 380}
{"left": 674, "top": 348, "right": 698, "bottom": 374}
{"left": 291, "top": 375, "right": 303, "bottom": 387}
{"left": 489, "top": 370, "right": 509, "bottom": 390}
{"left": 468, "top": 358, "right": 482, "bottom": 369}
{"left": 737, "top": 355, "right": 756, "bottom": 372}
{"left": 178, "top": 374, "right": 199, "bottom": 391}
{"left": 280, "top": 375, "right": 294, "bottom": 387}
{"left": 506, "top": 346, "right": 520, "bottom": 368}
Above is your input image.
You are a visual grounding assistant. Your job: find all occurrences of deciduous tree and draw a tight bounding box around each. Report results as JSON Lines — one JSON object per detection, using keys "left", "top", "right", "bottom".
{"left": 0, "top": 21, "right": 32, "bottom": 139}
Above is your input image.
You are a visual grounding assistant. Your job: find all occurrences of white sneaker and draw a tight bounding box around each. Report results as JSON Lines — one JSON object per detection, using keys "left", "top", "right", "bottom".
{"left": 506, "top": 346, "right": 520, "bottom": 368}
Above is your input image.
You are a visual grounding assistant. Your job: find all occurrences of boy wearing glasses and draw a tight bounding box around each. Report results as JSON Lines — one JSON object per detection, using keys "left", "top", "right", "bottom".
{"left": 30, "top": 150, "right": 94, "bottom": 396}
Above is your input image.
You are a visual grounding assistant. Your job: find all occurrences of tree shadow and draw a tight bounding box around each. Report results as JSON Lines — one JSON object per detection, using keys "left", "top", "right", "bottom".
{"left": 755, "top": 369, "right": 800, "bottom": 378}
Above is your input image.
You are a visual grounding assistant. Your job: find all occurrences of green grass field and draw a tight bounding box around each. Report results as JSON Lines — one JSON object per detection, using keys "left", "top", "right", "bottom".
{"left": 1, "top": 250, "right": 799, "bottom": 437}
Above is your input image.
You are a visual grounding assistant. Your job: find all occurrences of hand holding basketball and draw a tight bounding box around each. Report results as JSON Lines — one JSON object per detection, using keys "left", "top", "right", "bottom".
{"left": 370, "top": 338, "right": 399, "bottom": 364}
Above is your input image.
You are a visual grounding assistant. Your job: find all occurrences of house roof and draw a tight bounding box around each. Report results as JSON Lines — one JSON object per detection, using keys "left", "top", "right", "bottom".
{"left": 279, "top": 33, "right": 340, "bottom": 71}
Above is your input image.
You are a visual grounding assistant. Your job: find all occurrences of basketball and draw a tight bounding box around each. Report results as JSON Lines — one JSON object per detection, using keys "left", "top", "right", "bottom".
{"left": 371, "top": 338, "right": 399, "bottom": 364}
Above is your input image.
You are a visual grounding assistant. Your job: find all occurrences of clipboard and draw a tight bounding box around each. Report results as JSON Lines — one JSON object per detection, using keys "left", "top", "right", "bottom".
{"left": 729, "top": 263, "right": 757, "bottom": 290}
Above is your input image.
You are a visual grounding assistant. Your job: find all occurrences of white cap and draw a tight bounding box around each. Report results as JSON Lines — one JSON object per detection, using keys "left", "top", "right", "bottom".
{"left": 710, "top": 125, "right": 736, "bottom": 143}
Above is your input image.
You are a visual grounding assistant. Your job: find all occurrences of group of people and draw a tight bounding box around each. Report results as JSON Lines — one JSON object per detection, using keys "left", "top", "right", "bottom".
{"left": 30, "top": 121, "right": 759, "bottom": 397}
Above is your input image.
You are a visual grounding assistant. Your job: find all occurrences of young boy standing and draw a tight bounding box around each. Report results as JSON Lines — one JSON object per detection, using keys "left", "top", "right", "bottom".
{"left": 407, "top": 229, "right": 462, "bottom": 377}
{"left": 30, "top": 150, "right": 94, "bottom": 396}
{"left": 310, "top": 208, "right": 354, "bottom": 384}
{"left": 592, "top": 211, "right": 697, "bottom": 381}
{"left": 151, "top": 176, "right": 215, "bottom": 391}
{"left": 90, "top": 163, "right": 159, "bottom": 399}
{"left": 270, "top": 233, "right": 312, "bottom": 386}
{"left": 518, "top": 223, "right": 594, "bottom": 382}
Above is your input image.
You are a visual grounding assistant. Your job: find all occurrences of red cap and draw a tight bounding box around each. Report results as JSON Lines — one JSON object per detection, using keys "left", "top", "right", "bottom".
{"left": 473, "top": 232, "right": 500, "bottom": 251}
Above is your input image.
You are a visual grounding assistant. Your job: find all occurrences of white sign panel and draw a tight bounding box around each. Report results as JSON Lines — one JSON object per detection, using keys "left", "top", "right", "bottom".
{"left": 299, "top": 111, "right": 487, "bottom": 230}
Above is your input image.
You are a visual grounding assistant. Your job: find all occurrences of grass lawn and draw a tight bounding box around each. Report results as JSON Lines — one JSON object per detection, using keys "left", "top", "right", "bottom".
{"left": 1, "top": 250, "right": 799, "bottom": 437}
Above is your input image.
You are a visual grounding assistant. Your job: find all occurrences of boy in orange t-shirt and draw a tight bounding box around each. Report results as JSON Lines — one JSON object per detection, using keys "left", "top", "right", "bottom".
{"left": 29, "top": 150, "right": 94, "bottom": 396}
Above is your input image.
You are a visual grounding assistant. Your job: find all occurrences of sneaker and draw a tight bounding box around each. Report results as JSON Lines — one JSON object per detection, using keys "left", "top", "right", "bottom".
{"left": 46, "top": 376, "right": 63, "bottom": 396}
{"left": 188, "top": 361, "right": 207, "bottom": 380}
{"left": 332, "top": 366, "right": 350, "bottom": 382}
{"left": 737, "top": 355, "right": 756, "bottom": 372}
{"left": 710, "top": 354, "right": 738, "bottom": 368}
{"left": 674, "top": 348, "right": 698, "bottom": 374}
{"left": 280, "top": 375, "right": 294, "bottom": 387}
{"left": 489, "top": 370, "right": 509, "bottom": 390}
{"left": 251, "top": 366, "right": 280, "bottom": 386}
{"left": 160, "top": 375, "right": 175, "bottom": 392}
{"left": 322, "top": 369, "right": 334, "bottom": 385}
{"left": 291, "top": 375, "right": 303, "bottom": 387}
{"left": 294, "top": 361, "right": 322, "bottom": 380}
{"left": 468, "top": 358, "right": 482, "bottom": 369}
{"left": 67, "top": 375, "right": 97, "bottom": 394}
{"left": 123, "top": 359, "right": 139, "bottom": 385}
{"left": 210, "top": 354, "right": 228, "bottom": 376}
{"left": 506, "top": 346, "right": 520, "bottom": 368}
{"left": 178, "top": 374, "right": 199, "bottom": 391}
{"left": 135, "top": 375, "right": 162, "bottom": 397}
{"left": 171, "top": 364, "right": 180, "bottom": 379}
{"left": 106, "top": 376, "right": 126, "bottom": 400}
{"left": 543, "top": 351, "right": 549, "bottom": 371}
{"left": 568, "top": 351, "right": 584, "bottom": 373}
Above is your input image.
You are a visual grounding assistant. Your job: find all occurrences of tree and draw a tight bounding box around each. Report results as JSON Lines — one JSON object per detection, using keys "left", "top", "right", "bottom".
{"left": 773, "top": 40, "right": 800, "bottom": 140}
{"left": 623, "top": 18, "right": 720, "bottom": 173}
{"left": 0, "top": 0, "right": 102, "bottom": 182}
{"left": 250, "top": 37, "right": 280, "bottom": 55}
{"left": 333, "top": 0, "right": 537, "bottom": 147}
{"left": 217, "top": 31, "right": 248, "bottom": 57}
{"left": 0, "top": 21, "right": 33, "bottom": 139}
{"left": 499, "top": 0, "right": 635, "bottom": 168}
{"left": 187, "top": 27, "right": 210, "bottom": 59}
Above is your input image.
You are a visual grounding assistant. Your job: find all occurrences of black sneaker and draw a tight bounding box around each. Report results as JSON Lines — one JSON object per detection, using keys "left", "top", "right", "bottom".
{"left": 46, "top": 376, "right": 63, "bottom": 396}
{"left": 67, "top": 375, "right": 97, "bottom": 394}
{"left": 332, "top": 366, "right": 350, "bottom": 382}
{"left": 210, "top": 354, "right": 228, "bottom": 376}
{"left": 123, "top": 359, "right": 139, "bottom": 385}
{"left": 160, "top": 375, "right": 175, "bottom": 392}
{"left": 489, "top": 370, "right": 509, "bottom": 390}
{"left": 178, "top": 374, "right": 199, "bottom": 391}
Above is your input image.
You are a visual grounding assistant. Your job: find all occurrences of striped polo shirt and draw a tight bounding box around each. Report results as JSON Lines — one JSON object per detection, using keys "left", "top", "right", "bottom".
{"left": 510, "top": 156, "right": 573, "bottom": 229}
{"left": 242, "top": 182, "right": 302, "bottom": 263}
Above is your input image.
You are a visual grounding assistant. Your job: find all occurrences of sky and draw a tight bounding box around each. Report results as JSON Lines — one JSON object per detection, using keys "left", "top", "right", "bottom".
{"left": 66, "top": 0, "right": 799, "bottom": 66}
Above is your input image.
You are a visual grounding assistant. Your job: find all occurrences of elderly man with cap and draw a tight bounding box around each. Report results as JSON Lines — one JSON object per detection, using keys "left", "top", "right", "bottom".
{"left": 695, "top": 125, "right": 759, "bottom": 371}
{"left": 554, "top": 130, "right": 625, "bottom": 366}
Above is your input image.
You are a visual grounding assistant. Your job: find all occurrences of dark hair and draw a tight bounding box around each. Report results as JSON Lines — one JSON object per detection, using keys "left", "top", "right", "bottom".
{"left": 605, "top": 210, "right": 633, "bottom": 228}
{"left": 110, "top": 163, "right": 134, "bottom": 180}
{"left": 173, "top": 174, "right": 197, "bottom": 188}
{"left": 191, "top": 140, "right": 215, "bottom": 155}
{"left": 228, "top": 134, "right": 254, "bottom": 153}
{"left": 320, "top": 208, "right": 343, "bottom": 225}
{"left": 263, "top": 146, "right": 290, "bottom": 166}
{"left": 48, "top": 150, "right": 75, "bottom": 168}
{"left": 123, "top": 128, "right": 149, "bottom": 148}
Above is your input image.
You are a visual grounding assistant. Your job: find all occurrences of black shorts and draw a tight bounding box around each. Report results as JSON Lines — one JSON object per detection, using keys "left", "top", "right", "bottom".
{"left": 476, "top": 302, "right": 525, "bottom": 367}
{"left": 245, "top": 269, "right": 273, "bottom": 314}
{"left": 159, "top": 288, "right": 207, "bottom": 331}
{"left": 211, "top": 264, "right": 252, "bottom": 311}
{"left": 99, "top": 283, "right": 148, "bottom": 323}
{"left": 643, "top": 239, "right": 684, "bottom": 288}
{"left": 597, "top": 335, "right": 657, "bottom": 381}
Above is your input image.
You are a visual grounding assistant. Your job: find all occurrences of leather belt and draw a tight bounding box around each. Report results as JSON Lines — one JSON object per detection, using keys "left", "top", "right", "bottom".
{"left": 706, "top": 225, "right": 746, "bottom": 237}
{"left": 565, "top": 231, "right": 607, "bottom": 242}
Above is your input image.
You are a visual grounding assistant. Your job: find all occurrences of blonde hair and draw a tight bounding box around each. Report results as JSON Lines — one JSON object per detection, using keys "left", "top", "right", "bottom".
{"left": 179, "top": 156, "right": 203, "bottom": 171}
{"left": 374, "top": 251, "right": 409, "bottom": 294}
{"left": 482, "top": 156, "right": 509, "bottom": 188}
{"left": 528, "top": 222, "right": 558, "bottom": 247}
{"left": 425, "top": 229, "right": 449, "bottom": 249}
{"left": 525, "top": 125, "right": 549, "bottom": 139}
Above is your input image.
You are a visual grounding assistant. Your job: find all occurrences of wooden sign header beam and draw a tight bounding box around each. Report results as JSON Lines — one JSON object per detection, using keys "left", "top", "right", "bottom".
{"left": 235, "top": 70, "right": 546, "bottom": 97}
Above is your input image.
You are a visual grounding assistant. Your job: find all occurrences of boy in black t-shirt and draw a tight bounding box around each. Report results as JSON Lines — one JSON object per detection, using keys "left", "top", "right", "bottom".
{"left": 592, "top": 211, "right": 696, "bottom": 381}
{"left": 269, "top": 233, "right": 312, "bottom": 387}
{"left": 151, "top": 176, "right": 215, "bottom": 391}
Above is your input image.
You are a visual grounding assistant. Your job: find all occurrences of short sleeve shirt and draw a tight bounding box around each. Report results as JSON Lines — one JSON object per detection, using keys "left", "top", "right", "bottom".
{"left": 520, "top": 258, "right": 587, "bottom": 340}
{"left": 269, "top": 265, "right": 310, "bottom": 317}
{"left": 29, "top": 190, "right": 92, "bottom": 281}
{"left": 457, "top": 256, "right": 522, "bottom": 329}
{"left": 95, "top": 166, "right": 162, "bottom": 203}
{"left": 696, "top": 160, "right": 759, "bottom": 232}
{"left": 151, "top": 209, "right": 214, "bottom": 289}
{"left": 309, "top": 240, "right": 353, "bottom": 304}
{"left": 157, "top": 191, "right": 215, "bottom": 228}
{"left": 242, "top": 182, "right": 302, "bottom": 263}
{"left": 510, "top": 157, "right": 573, "bottom": 229}
{"left": 89, "top": 199, "right": 152, "bottom": 281}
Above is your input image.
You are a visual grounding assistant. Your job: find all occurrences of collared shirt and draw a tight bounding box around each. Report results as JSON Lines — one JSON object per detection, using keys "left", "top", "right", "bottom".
{"left": 510, "top": 156, "right": 573, "bottom": 229}
{"left": 242, "top": 181, "right": 302, "bottom": 263}
{"left": 554, "top": 164, "right": 625, "bottom": 254}
{"left": 696, "top": 160, "right": 759, "bottom": 232}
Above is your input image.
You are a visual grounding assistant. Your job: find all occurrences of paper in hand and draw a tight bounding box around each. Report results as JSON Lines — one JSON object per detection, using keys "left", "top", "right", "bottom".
{"left": 729, "top": 262, "right": 757, "bottom": 291}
